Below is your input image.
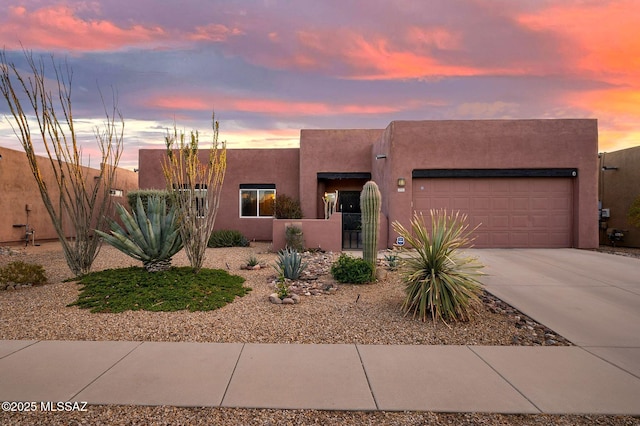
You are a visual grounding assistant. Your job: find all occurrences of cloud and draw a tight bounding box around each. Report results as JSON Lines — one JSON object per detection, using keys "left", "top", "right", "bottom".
{"left": 188, "top": 24, "right": 244, "bottom": 42}
{"left": 144, "top": 94, "right": 402, "bottom": 116}
{"left": 0, "top": 5, "right": 167, "bottom": 51}
{"left": 517, "top": 1, "right": 640, "bottom": 81}
{"left": 456, "top": 102, "right": 520, "bottom": 119}
{"left": 342, "top": 35, "right": 497, "bottom": 80}
{"left": 567, "top": 87, "right": 640, "bottom": 152}
{"left": 2, "top": 0, "right": 639, "bottom": 163}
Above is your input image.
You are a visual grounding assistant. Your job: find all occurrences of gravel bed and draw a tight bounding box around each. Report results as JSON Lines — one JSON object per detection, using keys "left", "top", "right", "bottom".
{"left": 2, "top": 242, "right": 638, "bottom": 425}
{"left": 1, "top": 406, "right": 638, "bottom": 426}
{"left": 595, "top": 245, "right": 640, "bottom": 259}
{"left": 1, "top": 242, "right": 569, "bottom": 346}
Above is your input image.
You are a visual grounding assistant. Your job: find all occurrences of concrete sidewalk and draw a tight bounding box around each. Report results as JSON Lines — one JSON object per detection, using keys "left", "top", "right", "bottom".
{"left": 1, "top": 249, "right": 639, "bottom": 415}
{"left": 1, "top": 340, "right": 640, "bottom": 414}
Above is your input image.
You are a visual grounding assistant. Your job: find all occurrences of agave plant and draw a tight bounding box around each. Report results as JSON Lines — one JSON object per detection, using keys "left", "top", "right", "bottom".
{"left": 273, "top": 247, "right": 307, "bottom": 280}
{"left": 392, "top": 210, "right": 484, "bottom": 324}
{"left": 96, "top": 196, "right": 183, "bottom": 272}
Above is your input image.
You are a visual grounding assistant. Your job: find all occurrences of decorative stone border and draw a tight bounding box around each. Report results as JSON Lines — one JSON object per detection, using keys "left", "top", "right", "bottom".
{"left": 268, "top": 293, "right": 301, "bottom": 304}
{"left": 239, "top": 263, "right": 268, "bottom": 270}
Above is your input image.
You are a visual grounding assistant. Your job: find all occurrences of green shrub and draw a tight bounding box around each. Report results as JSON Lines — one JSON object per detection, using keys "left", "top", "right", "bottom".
{"left": 0, "top": 261, "right": 47, "bottom": 286}
{"left": 273, "top": 247, "right": 307, "bottom": 280}
{"left": 275, "top": 194, "right": 303, "bottom": 219}
{"left": 392, "top": 210, "right": 484, "bottom": 323}
{"left": 330, "top": 254, "right": 374, "bottom": 284}
{"left": 69, "top": 266, "right": 249, "bottom": 313}
{"left": 285, "top": 225, "right": 304, "bottom": 251}
{"left": 208, "top": 230, "right": 250, "bottom": 248}
{"left": 275, "top": 276, "right": 290, "bottom": 299}
{"left": 127, "top": 189, "right": 171, "bottom": 212}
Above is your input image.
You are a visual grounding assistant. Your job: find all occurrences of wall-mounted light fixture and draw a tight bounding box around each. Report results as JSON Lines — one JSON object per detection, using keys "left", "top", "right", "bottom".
{"left": 601, "top": 166, "right": 618, "bottom": 171}
{"left": 133, "top": 168, "right": 139, "bottom": 173}
{"left": 397, "top": 177, "right": 406, "bottom": 187}
{"left": 375, "top": 154, "right": 387, "bottom": 160}
{"left": 0, "top": 154, "right": 3, "bottom": 160}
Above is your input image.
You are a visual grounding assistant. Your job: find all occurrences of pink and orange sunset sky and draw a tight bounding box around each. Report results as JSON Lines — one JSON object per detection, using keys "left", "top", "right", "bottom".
{"left": 1, "top": 0, "right": 639, "bottom": 170}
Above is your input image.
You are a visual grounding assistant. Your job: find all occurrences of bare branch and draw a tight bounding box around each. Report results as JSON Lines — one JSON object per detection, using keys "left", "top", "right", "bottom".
{"left": 162, "top": 112, "right": 226, "bottom": 273}
{"left": 0, "top": 48, "right": 124, "bottom": 276}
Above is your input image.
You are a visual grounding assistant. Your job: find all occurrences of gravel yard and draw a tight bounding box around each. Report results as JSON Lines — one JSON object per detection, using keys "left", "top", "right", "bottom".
{"left": 1, "top": 241, "right": 638, "bottom": 426}
{"left": 1, "top": 241, "right": 567, "bottom": 346}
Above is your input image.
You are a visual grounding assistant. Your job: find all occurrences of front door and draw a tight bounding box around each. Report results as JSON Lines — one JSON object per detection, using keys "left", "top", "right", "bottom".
{"left": 340, "top": 191, "right": 362, "bottom": 249}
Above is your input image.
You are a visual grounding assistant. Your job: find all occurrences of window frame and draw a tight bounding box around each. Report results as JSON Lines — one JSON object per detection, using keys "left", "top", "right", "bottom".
{"left": 239, "top": 184, "right": 276, "bottom": 218}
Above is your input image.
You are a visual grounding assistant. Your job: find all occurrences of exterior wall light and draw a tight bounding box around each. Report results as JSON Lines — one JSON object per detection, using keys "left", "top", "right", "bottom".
{"left": 375, "top": 154, "right": 387, "bottom": 160}
{"left": 397, "top": 177, "right": 406, "bottom": 187}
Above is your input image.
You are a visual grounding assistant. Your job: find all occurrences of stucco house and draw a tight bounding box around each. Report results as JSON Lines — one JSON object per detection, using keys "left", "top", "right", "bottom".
{"left": 0, "top": 145, "right": 138, "bottom": 244}
{"left": 138, "top": 119, "right": 599, "bottom": 251}
{"left": 598, "top": 146, "right": 640, "bottom": 247}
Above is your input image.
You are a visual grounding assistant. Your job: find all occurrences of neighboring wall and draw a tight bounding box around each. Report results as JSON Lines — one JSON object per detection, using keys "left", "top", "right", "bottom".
{"left": 299, "top": 129, "right": 383, "bottom": 219}
{"left": 0, "top": 146, "right": 138, "bottom": 244}
{"left": 599, "top": 147, "right": 640, "bottom": 247}
{"left": 372, "top": 119, "right": 599, "bottom": 249}
{"left": 138, "top": 148, "right": 300, "bottom": 241}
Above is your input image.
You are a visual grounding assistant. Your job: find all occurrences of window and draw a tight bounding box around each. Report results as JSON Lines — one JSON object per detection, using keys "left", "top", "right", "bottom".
{"left": 174, "top": 184, "right": 208, "bottom": 218}
{"left": 193, "top": 185, "right": 208, "bottom": 218}
{"left": 240, "top": 184, "right": 276, "bottom": 217}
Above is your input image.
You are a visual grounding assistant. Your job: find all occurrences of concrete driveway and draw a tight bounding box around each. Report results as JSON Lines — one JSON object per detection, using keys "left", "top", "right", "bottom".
{"left": 470, "top": 248, "right": 640, "bottom": 378}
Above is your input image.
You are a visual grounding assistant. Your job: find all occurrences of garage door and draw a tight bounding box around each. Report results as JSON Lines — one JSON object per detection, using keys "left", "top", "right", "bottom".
{"left": 412, "top": 177, "right": 573, "bottom": 248}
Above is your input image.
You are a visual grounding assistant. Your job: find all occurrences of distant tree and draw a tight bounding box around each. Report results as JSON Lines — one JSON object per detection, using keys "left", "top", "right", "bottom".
{"left": 628, "top": 195, "right": 640, "bottom": 228}
{"left": 0, "top": 49, "right": 123, "bottom": 276}
{"left": 163, "top": 114, "right": 226, "bottom": 273}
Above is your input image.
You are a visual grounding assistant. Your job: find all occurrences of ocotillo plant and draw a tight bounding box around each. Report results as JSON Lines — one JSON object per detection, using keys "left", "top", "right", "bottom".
{"left": 360, "top": 181, "right": 381, "bottom": 280}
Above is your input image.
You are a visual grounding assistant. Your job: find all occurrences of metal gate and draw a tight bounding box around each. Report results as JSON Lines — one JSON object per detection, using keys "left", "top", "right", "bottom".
{"left": 342, "top": 213, "right": 362, "bottom": 249}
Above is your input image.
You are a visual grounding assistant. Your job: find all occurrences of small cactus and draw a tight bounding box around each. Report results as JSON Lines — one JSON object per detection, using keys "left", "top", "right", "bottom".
{"left": 360, "top": 181, "right": 381, "bottom": 279}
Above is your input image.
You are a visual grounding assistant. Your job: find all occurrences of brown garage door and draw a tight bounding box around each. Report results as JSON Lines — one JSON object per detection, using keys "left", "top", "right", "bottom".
{"left": 412, "top": 177, "right": 573, "bottom": 248}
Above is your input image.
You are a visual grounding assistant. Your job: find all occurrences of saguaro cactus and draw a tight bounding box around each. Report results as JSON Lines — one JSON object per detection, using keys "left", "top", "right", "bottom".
{"left": 360, "top": 181, "right": 382, "bottom": 279}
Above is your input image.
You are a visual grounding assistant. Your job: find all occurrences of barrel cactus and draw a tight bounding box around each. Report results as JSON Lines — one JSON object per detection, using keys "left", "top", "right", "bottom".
{"left": 360, "top": 181, "right": 381, "bottom": 279}
{"left": 96, "top": 196, "right": 183, "bottom": 272}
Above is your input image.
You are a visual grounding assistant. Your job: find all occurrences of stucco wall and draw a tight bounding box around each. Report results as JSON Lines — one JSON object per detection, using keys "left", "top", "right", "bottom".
{"left": 138, "top": 148, "right": 300, "bottom": 241}
{"left": 299, "top": 129, "right": 382, "bottom": 219}
{"left": 272, "top": 214, "right": 343, "bottom": 252}
{"left": 272, "top": 212, "right": 388, "bottom": 252}
{"left": 0, "top": 145, "right": 138, "bottom": 244}
{"left": 371, "top": 119, "right": 599, "bottom": 249}
{"left": 599, "top": 147, "right": 640, "bottom": 247}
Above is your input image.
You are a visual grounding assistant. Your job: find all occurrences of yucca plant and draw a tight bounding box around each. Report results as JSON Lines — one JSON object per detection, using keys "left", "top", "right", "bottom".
{"left": 273, "top": 247, "right": 307, "bottom": 280}
{"left": 96, "top": 196, "right": 183, "bottom": 272}
{"left": 392, "top": 210, "right": 484, "bottom": 324}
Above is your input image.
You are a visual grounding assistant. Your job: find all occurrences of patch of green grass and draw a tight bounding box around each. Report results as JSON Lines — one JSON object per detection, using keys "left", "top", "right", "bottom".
{"left": 68, "top": 267, "right": 249, "bottom": 313}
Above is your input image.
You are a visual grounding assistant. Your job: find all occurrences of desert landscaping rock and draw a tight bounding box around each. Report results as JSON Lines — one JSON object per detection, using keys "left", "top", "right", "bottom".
{"left": 268, "top": 293, "right": 282, "bottom": 304}
{"left": 0, "top": 241, "right": 572, "bottom": 345}
{"left": 2, "top": 406, "right": 638, "bottom": 426}
{"left": 1, "top": 241, "right": 638, "bottom": 425}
